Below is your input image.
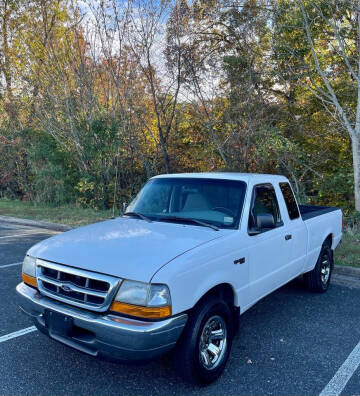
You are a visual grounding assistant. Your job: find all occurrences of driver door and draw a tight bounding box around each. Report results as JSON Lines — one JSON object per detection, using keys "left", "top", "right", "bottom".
{"left": 246, "top": 184, "right": 289, "bottom": 304}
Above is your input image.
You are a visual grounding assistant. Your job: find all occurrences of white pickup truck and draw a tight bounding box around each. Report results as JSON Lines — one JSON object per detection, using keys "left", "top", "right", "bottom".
{"left": 17, "top": 173, "right": 342, "bottom": 383}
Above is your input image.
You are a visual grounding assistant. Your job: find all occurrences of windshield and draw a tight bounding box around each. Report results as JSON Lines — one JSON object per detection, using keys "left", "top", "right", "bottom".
{"left": 126, "top": 177, "right": 247, "bottom": 229}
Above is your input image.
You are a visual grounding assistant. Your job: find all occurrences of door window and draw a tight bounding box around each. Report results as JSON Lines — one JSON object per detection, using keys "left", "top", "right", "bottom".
{"left": 248, "top": 184, "right": 282, "bottom": 231}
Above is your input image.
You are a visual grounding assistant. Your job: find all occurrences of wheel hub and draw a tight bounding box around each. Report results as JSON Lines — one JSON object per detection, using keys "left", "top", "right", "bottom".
{"left": 199, "top": 315, "right": 227, "bottom": 370}
{"left": 321, "top": 255, "right": 331, "bottom": 284}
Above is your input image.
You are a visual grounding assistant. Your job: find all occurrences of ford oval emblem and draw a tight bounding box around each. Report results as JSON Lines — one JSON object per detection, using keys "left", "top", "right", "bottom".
{"left": 61, "top": 284, "right": 72, "bottom": 292}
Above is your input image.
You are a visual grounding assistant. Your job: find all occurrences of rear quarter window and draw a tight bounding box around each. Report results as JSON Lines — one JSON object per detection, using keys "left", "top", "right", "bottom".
{"left": 279, "top": 182, "right": 300, "bottom": 220}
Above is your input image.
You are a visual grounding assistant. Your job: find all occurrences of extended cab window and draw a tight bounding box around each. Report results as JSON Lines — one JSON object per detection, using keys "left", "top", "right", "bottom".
{"left": 248, "top": 184, "right": 282, "bottom": 233}
{"left": 279, "top": 182, "right": 300, "bottom": 220}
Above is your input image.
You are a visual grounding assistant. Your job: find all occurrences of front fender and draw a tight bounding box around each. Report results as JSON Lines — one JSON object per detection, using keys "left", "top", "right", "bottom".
{"left": 151, "top": 232, "right": 250, "bottom": 315}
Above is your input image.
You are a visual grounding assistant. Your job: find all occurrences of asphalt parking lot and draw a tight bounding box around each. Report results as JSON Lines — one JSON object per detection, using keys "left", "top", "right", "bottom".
{"left": 0, "top": 220, "right": 359, "bottom": 396}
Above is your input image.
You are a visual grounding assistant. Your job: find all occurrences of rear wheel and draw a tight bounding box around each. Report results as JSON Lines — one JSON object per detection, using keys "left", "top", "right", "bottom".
{"left": 304, "top": 244, "right": 333, "bottom": 293}
{"left": 173, "top": 295, "right": 233, "bottom": 384}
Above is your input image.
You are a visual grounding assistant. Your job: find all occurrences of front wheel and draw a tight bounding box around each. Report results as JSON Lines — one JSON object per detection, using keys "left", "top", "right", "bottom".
{"left": 304, "top": 244, "right": 333, "bottom": 293}
{"left": 173, "top": 296, "right": 233, "bottom": 384}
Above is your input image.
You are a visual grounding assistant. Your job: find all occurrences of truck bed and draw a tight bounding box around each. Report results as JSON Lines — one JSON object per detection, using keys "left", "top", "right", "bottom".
{"left": 299, "top": 205, "right": 339, "bottom": 221}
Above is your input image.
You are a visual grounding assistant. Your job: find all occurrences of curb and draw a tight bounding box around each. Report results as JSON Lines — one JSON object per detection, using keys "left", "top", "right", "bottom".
{"left": 333, "top": 265, "right": 360, "bottom": 279}
{"left": 0, "top": 215, "right": 72, "bottom": 232}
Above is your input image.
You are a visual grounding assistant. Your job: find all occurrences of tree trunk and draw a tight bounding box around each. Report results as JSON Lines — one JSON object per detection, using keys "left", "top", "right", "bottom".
{"left": 352, "top": 133, "right": 360, "bottom": 212}
{"left": 158, "top": 133, "right": 171, "bottom": 173}
{"left": 161, "top": 145, "right": 171, "bottom": 174}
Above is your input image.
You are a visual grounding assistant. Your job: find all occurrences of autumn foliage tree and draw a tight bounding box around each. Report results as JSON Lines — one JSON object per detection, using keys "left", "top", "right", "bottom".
{"left": 0, "top": 0, "right": 358, "bottom": 214}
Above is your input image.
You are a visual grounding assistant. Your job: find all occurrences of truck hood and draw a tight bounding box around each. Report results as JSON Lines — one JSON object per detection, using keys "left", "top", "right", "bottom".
{"left": 28, "top": 217, "right": 226, "bottom": 282}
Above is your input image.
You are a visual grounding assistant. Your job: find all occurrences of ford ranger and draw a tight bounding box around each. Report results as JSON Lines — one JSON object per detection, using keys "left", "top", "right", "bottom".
{"left": 16, "top": 173, "right": 342, "bottom": 383}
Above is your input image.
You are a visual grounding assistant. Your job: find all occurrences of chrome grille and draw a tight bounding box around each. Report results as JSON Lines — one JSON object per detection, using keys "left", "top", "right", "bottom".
{"left": 36, "top": 259, "right": 121, "bottom": 312}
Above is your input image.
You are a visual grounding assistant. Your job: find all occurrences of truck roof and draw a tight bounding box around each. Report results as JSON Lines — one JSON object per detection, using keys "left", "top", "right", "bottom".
{"left": 152, "top": 172, "right": 289, "bottom": 183}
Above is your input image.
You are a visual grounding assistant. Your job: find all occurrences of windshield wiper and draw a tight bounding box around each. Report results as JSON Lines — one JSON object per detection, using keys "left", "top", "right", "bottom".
{"left": 159, "top": 216, "right": 219, "bottom": 231}
{"left": 123, "top": 211, "right": 152, "bottom": 223}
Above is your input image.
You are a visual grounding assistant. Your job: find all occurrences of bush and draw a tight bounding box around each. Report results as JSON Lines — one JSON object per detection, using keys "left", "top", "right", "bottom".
{"left": 344, "top": 212, "right": 360, "bottom": 234}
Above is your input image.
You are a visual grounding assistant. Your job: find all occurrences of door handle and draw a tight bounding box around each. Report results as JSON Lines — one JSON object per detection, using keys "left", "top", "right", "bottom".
{"left": 234, "top": 257, "right": 245, "bottom": 265}
{"left": 285, "top": 234, "right": 292, "bottom": 241}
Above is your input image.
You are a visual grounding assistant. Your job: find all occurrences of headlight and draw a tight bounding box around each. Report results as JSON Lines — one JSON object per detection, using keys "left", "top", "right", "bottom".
{"left": 114, "top": 280, "right": 148, "bottom": 306}
{"left": 148, "top": 284, "right": 171, "bottom": 307}
{"left": 22, "top": 255, "right": 37, "bottom": 288}
{"left": 111, "top": 280, "right": 171, "bottom": 319}
{"left": 23, "top": 255, "right": 36, "bottom": 277}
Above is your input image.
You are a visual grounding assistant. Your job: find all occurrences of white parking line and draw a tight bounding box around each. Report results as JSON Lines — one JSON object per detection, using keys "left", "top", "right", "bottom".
{"left": 0, "top": 231, "right": 56, "bottom": 239}
{"left": 319, "top": 340, "right": 360, "bottom": 396}
{"left": 0, "top": 261, "right": 22, "bottom": 269}
{"left": 0, "top": 326, "right": 37, "bottom": 344}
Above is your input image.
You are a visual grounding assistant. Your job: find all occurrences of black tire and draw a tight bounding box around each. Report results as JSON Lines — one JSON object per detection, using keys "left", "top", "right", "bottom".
{"left": 304, "top": 244, "right": 333, "bottom": 293}
{"left": 173, "top": 295, "right": 233, "bottom": 384}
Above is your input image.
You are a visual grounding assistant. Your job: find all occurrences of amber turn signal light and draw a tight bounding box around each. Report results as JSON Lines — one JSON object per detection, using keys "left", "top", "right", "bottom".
{"left": 22, "top": 272, "right": 37, "bottom": 288}
{"left": 110, "top": 301, "right": 171, "bottom": 319}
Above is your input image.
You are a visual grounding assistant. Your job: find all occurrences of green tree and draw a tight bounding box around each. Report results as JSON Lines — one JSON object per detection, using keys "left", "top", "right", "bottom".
{"left": 273, "top": 0, "right": 360, "bottom": 211}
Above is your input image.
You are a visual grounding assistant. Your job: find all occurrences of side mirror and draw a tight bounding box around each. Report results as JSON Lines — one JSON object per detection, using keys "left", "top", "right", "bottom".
{"left": 248, "top": 228, "right": 261, "bottom": 236}
{"left": 248, "top": 213, "right": 275, "bottom": 235}
{"left": 256, "top": 213, "right": 275, "bottom": 230}
{"left": 122, "top": 202, "right": 128, "bottom": 213}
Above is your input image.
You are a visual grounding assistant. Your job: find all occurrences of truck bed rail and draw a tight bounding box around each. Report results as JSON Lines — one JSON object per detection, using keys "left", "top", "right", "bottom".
{"left": 299, "top": 204, "right": 339, "bottom": 221}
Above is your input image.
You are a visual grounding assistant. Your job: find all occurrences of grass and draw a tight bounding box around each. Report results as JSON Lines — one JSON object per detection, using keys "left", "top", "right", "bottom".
{"left": 0, "top": 198, "right": 114, "bottom": 228}
{"left": 334, "top": 228, "right": 360, "bottom": 268}
{"left": 0, "top": 198, "right": 359, "bottom": 267}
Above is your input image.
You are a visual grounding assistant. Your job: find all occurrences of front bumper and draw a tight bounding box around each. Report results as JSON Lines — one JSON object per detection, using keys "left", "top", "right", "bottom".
{"left": 16, "top": 282, "right": 187, "bottom": 361}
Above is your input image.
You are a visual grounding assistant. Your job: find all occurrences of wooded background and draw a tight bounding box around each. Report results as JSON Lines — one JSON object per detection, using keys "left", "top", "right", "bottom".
{"left": 1, "top": 0, "right": 359, "bottom": 216}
